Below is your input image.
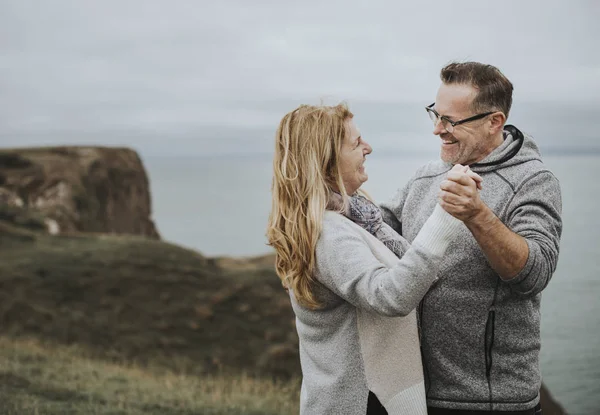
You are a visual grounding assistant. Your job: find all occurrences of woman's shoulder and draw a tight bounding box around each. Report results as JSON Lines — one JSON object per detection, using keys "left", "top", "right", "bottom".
{"left": 320, "top": 210, "right": 398, "bottom": 264}
{"left": 321, "top": 210, "right": 359, "bottom": 236}
{"left": 319, "top": 211, "right": 373, "bottom": 251}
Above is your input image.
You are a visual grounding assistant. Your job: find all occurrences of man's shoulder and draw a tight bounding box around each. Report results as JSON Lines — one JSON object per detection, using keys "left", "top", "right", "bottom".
{"left": 494, "top": 158, "right": 559, "bottom": 193}
{"left": 490, "top": 132, "right": 560, "bottom": 190}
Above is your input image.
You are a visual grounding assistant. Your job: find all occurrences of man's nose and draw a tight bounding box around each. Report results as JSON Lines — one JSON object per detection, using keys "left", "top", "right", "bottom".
{"left": 363, "top": 141, "right": 372, "bottom": 155}
{"left": 432, "top": 119, "right": 446, "bottom": 135}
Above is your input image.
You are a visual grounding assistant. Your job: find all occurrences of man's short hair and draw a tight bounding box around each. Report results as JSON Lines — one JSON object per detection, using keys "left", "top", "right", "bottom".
{"left": 440, "top": 62, "right": 514, "bottom": 118}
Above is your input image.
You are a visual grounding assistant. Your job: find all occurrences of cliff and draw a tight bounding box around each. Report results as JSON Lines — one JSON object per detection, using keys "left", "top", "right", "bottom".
{"left": 0, "top": 146, "right": 159, "bottom": 238}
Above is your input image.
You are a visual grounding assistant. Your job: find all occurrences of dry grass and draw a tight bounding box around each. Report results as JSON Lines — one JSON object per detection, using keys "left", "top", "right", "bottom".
{"left": 0, "top": 336, "right": 300, "bottom": 415}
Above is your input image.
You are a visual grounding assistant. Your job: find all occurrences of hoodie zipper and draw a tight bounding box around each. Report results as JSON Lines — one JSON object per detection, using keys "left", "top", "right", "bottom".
{"left": 484, "top": 280, "right": 501, "bottom": 411}
{"left": 418, "top": 297, "right": 431, "bottom": 394}
{"left": 484, "top": 307, "right": 496, "bottom": 379}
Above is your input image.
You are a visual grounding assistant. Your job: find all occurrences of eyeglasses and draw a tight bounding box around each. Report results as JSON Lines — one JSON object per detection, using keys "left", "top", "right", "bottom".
{"left": 425, "top": 103, "right": 494, "bottom": 133}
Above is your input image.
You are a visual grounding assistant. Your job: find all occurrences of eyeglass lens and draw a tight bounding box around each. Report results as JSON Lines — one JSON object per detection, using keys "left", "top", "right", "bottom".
{"left": 428, "top": 109, "right": 453, "bottom": 133}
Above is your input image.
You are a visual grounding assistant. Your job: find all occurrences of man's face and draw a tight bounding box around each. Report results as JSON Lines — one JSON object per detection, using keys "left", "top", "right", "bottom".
{"left": 433, "top": 83, "right": 493, "bottom": 165}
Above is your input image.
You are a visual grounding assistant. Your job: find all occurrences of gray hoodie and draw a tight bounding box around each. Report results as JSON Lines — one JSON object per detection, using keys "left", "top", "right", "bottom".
{"left": 380, "top": 126, "right": 562, "bottom": 412}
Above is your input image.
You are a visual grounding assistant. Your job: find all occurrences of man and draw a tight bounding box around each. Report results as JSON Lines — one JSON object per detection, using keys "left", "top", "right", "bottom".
{"left": 381, "top": 62, "right": 562, "bottom": 414}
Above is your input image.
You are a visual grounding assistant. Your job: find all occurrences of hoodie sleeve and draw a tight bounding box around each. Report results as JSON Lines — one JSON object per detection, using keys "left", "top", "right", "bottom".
{"left": 503, "top": 170, "right": 562, "bottom": 297}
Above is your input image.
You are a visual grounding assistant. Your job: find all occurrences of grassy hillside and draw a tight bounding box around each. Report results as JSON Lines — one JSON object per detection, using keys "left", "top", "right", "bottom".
{"left": 0, "top": 336, "right": 299, "bottom": 415}
{"left": 0, "top": 216, "right": 298, "bottom": 379}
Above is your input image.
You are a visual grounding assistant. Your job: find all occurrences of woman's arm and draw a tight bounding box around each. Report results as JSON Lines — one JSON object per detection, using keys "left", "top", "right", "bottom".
{"left": 316, "top": 204, "right": 460, "bottom": 316}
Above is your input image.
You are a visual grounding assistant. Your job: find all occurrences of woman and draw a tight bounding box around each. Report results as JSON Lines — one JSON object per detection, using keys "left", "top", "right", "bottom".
{"left": 267, "top": 103, "right": 475, "bottom": 414}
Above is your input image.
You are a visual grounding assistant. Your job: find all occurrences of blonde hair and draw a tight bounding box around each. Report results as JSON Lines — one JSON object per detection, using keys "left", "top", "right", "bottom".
{"left": 267, "top": 103, "right": 353, "bottom": 309}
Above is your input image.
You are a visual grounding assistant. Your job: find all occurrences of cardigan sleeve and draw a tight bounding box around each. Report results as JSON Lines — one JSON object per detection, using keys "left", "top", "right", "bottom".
{"left": 315, "top": 204, "right": 461, "bottom": 316}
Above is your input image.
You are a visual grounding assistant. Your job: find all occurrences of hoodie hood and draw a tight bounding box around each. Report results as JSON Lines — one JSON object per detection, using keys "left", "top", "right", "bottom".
{"left": 469, "top": 125, "right": 542, "bottom": 173}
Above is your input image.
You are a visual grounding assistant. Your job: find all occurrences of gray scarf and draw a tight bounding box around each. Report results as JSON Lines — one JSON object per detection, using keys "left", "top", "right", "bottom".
{"left": 328, "top": 193, "right": 410, "bottom": 259}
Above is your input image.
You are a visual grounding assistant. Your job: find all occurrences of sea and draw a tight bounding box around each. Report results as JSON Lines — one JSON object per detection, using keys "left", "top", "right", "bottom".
{"left": 145, "top": 152, "right": 600, "bottom": 415}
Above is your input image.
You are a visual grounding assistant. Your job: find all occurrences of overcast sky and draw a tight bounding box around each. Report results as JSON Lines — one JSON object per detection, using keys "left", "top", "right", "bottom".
{"left": 1, "top": 0, "right": 599, "bottom": 157}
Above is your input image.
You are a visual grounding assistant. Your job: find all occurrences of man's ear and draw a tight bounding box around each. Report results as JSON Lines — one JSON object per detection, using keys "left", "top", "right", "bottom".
{"left": 489, "top": 112, "right": 506, "bottom": 135}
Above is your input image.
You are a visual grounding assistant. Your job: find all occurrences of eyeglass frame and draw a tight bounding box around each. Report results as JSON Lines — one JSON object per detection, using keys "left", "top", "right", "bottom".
{"left": 425, "top": 102, "right": 496, "bottom": 132}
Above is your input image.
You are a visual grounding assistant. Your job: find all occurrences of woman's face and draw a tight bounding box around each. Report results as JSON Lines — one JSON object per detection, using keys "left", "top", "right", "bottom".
{"left": 339, "top": 118, "right": 372, "bottom": 195}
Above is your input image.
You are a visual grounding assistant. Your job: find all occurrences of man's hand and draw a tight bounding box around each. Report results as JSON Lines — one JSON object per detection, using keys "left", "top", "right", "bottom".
{"left": 439, "top": 164, "right": 531, "bottom": 280}
{"left": 438, "top": 164, "right": 485, "bottom": 223}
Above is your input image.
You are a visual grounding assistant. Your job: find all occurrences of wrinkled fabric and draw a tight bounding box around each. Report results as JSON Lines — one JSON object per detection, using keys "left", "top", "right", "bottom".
{"left": 328, "top": 192, "right": 410, "bottom": 259}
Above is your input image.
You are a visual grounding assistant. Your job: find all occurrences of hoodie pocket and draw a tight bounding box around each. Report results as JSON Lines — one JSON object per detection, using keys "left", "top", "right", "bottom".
{"left": 484, "top": 309, "right": 496, "bottom": 379}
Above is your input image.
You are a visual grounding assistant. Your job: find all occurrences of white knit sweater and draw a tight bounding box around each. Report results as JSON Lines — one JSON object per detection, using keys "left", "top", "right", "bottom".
{"left": 290, "top": 204, "right": 461, "bottom": 414}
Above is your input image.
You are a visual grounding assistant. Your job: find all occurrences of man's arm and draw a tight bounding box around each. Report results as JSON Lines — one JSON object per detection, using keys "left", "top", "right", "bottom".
{"left": 440, "top": 167, "right": 562, "bottom": 295}
{"left": 462, "top": 204, "right": 528, "bottom": 280}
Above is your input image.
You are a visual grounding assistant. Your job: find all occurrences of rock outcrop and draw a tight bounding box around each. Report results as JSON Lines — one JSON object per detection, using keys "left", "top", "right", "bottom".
{"left": 0, "top": 146, "right": 159, "bottom": 238}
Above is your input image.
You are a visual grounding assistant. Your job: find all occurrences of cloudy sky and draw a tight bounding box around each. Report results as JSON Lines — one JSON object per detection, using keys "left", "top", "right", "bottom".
{"left": 1, "top": 0, "right": 599, "bottom": 157}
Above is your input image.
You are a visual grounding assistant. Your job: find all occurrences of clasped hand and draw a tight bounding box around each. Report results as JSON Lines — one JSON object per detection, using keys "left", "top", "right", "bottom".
{"left": 438, "top": 164, "right": 484, "bottom": 222}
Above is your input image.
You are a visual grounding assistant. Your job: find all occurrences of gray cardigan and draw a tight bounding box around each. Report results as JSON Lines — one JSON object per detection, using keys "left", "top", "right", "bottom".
{"left": 381, "top": 129, "right": 562, "bottom": 411}
{"left": 290, "top": 204, "right": 461, "bottom": 415}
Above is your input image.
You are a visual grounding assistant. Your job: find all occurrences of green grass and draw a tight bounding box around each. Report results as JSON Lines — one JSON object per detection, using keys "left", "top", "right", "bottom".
{"left": 0, "top": 336, "right": 300, "bottom": 415}
{"left": 0, "top": 219, "right": 299, "bottom": 379}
